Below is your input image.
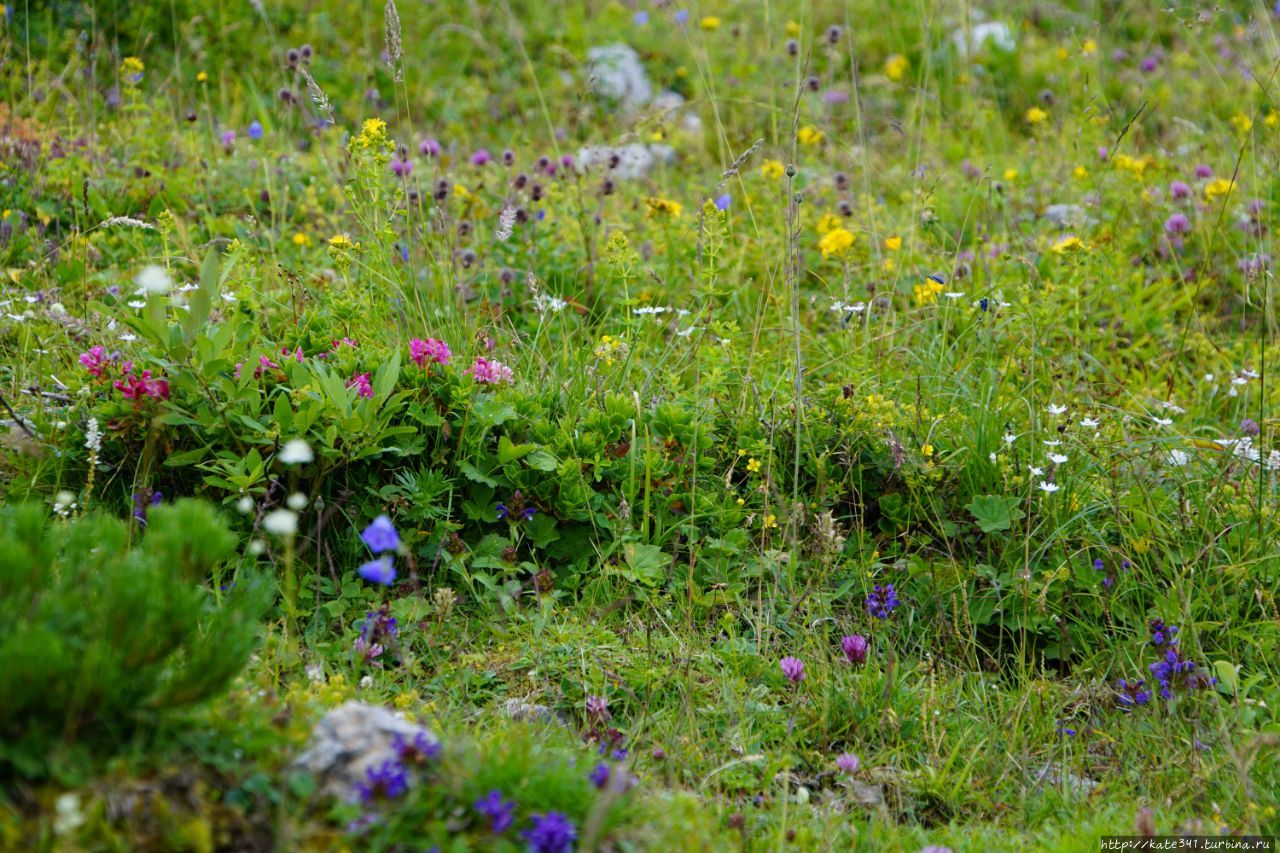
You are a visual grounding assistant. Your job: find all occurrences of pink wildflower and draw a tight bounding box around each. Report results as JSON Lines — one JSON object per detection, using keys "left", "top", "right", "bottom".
{"left": 409, "top": 337, "right": 451, "bottom": 367}
{"left": 79, "top": 346, "right": 110, "bottom": 379}
{"left": 348, "top": 372, "right": 374, "bottom": 398}
{"left": 466, "top": 356, "right": 513, "bottom": 385}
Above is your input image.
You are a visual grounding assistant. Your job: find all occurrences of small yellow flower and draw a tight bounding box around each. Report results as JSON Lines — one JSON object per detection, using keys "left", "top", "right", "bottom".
{"left": 196, "top": 70, "right": 208, "bottom": 83}
{"left": 921, "top": 443, "right": 934, "bottom": 457}
{"left": 884, "top": 235, "right": 902, "bottom": 251}
{"left": 1266, "top": 112, "right": 1280, "bottom": 127}
{"left": 1082, "top": 39, "right": 1098, "bottom": 55}
{"left": 292, "top": 233, "right": 311, "bottom": 247}
{"left": 785, "top": 20, "right": 801, "bottom": 37}
{"left": 1230, "top": 113, "right": 1253, "bottom": 134}
{"left": 1025, "top": 106, "right": 1049, "bottom": 125}
{"left": 675, "top": 66, "right": 688, "bottom": 79}
{"left": 354, "top": 117, "right": 388, "bottom": 149}
{"left": 762, "top": 513, "right": 778, "bottom": 529}
{"left": 328, "top": 234, "right": 354, "bottom": 248}
{"left": 644, "top": 196, "right": 683, "bottom": 219}
{"left": 882, "top": 258, "right": 895, "bottom": 272}
{"left": 818, "top": 227, "right": 855, "bottom": 259}
{"left": 1204, "top": 178, "right": 1233, "bottom": 200}
{"left": 1054, "top": 47, "right": 1069, "bottom": 62}
{"left": 1050, "top": 235, "right": 1086, "bottom": 255}
{"left": 913, "top": 278, "right": 944, "bottom": 306}
{"left": 884, "top": 54, "right": 908, "bottom": 81}
{"left": 699, "top": 16, "right": 721, "bottom": 31}
{"left": 1003, "top": 168, "right": 1018, "bottom": 182}
{"left": 647, "top": 129, "right": 666, "bottom": 142}
{"left": 120, "top": 57, "right": 144, "bottom": 81}
{"left": 746, "top": 457, "right": 762, "bottom": 473}
{"left": 453, "top": 183, "right": 472, "bottom": 201}
{"left": 797, "top": 126, "right": 824, "bottom": 146}
{"left": 1073, "top": 165, "right": 1088, "bottom": 180}
{"left": 761, "top": 159, "right": 786, "bottom": 180}
{"left": 737, "top": 449, "right": 747, "bottom": 456}
{"left": 817, "top": 212, "right": 842, "bottom": 234}
{"left": 736, "top": 497, "right": 746, "bottom": 506}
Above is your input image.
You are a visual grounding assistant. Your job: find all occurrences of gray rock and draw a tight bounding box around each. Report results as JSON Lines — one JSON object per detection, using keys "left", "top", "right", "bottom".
{"left": 293, "top": 701, "right": 437, "bottom": 800}
{"left": 1042, "top": 204, "right": 1097, "bottom": 228}
{"left": 587, "top": 44, "right": 652, "bottom": 114}
{"left": 500, "top": 698, "right": 562, "bottom": 723}
{"left": 576, "top": 143, "right": 675, "bottom": 180}
{"left": 1033, "top": 763, "right": 1099, "bottom": 797}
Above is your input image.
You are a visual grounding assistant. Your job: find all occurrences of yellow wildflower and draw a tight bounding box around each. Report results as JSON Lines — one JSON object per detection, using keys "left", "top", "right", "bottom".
{"left": 644, "top": 196, "right": 683, "bottom": 219}
{"left": 884, "top": 54, "right": 908, "bottom": 81}
{"left": 1050, "top": 235, "right": 1086, "bottom": 255}
{"left": 1082, "top": 39, "right": 1098, "bottom": 55}
{"left": 353, "top": 117, "right": 388, "bottom": 149}
{"left": 328, "top": 234, "right": 354, "bottom": 248}
{"left": 913, "top": 278, "right": 944, "bottom": 306}
{"left": 884, "top": 235, "right": 902, "bottom": 251}
{"left": 818, "top": 227, "right": 855, "bottom": 259}
{"left": 797, "top": 126, "right": 824, "bottom": 146}
{"left": 1266, "top": 112, "right": 1280, "bottom": 127}
{"left": 746, "top": 458, "right": 762, "bottom": 473}
{"left": 1073, "top": 165, "right": 1088, "bottom": 180}
{"left": 762, "top": 513, "right": 778, "bottom": 529}
{"left": 196, "top": 70, "right": 208, "bottom": 83}
{"left": 1230, "top": 113, "right": 1253, "bottom": 134}
{"left": 785, "top": 20, "right": 801, "bottom": 37}
{"left": 1204, "top": 178, "right": 1233, "bottom": 200}
{"left": 761, "top": 159, "right": 786, "bottom": 180}
{"left": 817, "top": 212, "right": 842, "bottom": 234}
{"left": 1025, "top": 106, "right": 1049, "bottom": 125}
{"left": 1003, "top": 168, "right": 1018, "bottom": 182}
{"left": 120, "top": 57, "right": 144, "bottom": 81}
{"left": 922, "top": 444, "right": 934, "bottom": 457}
{"left": 292, "top": 233, "right": 311, "bottom": 247}
{"left": 699, "top": 16, "right": 721, "bottom": 30}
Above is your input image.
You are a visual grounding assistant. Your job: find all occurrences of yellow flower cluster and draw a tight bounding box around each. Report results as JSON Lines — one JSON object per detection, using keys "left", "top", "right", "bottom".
{"left": 913, "top": 278, "right": 944, "bottom": 305}
{"left": 353, "top": 117, "right": 388, "bottom": 150}
{"left": 1112, "top": 153, "right": 1154, "bottom": 179}
{"left": 644, "top": 196, "right": 683, "bottom": 219}
{"left": 884, "top": 54, "right": 909, "bottom": 81}
{"left": 819, "top": 227, "right": 855, "bottom": 259}
{"left": 761, "top": 159, "right": 785, "bottom": 180}
{"left": 1025, "top": 106, "right": 1049, "bottom": 125}
{"left": 797, "top": 126, "right": 825, "bottom": 146}
{"left": 593, "top": 334, "right": 628, "bottom": 365}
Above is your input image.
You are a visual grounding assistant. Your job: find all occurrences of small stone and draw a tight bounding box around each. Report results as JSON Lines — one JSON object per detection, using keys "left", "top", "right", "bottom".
{"left": 293, "top": 702, "right": 437, "bottom": 800}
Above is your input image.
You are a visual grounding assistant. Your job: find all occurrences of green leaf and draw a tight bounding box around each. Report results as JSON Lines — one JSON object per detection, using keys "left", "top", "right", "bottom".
{"left": 459, "top": 461, "right": 498, "bottom": 488}
{"left": 1213, "top": 660, "right": 1240, "bottom": 695}
{"left": 622, "top": 542, "right": 666, "bottom": 586}
{"left": 966, "top": 494, "right": 1024, "bottom": 533}
{"left": 497, "top": 435, "right": 535, "bottom": 464}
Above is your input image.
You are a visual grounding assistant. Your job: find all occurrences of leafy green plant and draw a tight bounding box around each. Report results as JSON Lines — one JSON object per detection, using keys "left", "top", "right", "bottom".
{"left": 0, "top": 500, "right": 270, "bottom": 779}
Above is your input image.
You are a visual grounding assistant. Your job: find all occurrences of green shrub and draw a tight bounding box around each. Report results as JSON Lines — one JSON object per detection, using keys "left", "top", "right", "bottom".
{"left": 0, "top": 499, "right": 270, "bottom": 779}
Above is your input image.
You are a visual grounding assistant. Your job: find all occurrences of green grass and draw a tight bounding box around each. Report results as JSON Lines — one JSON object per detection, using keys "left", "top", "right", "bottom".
{"left": 1, "top": 0, "right": 1279, "bottom": 849}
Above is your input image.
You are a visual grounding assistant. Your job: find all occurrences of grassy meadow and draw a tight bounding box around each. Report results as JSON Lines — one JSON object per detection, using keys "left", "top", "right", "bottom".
{"left": 2, "top": 0, "right": 1279, "bottom": 850}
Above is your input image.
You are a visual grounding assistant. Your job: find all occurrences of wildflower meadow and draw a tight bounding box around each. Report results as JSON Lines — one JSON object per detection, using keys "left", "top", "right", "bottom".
{"left": 2, "top": 1, "right": 1280, "bottom": 850}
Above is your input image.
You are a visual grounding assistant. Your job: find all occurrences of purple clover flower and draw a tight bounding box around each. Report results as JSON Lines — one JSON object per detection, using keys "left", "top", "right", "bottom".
{"left": 836, "top": 753, "right": 860, "bottom": 774}
{"left": 779, "top": 656, "right": 805, "bottom": 683}
{"left": 840, "top": 634, "right": 869, "bottom": 665}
